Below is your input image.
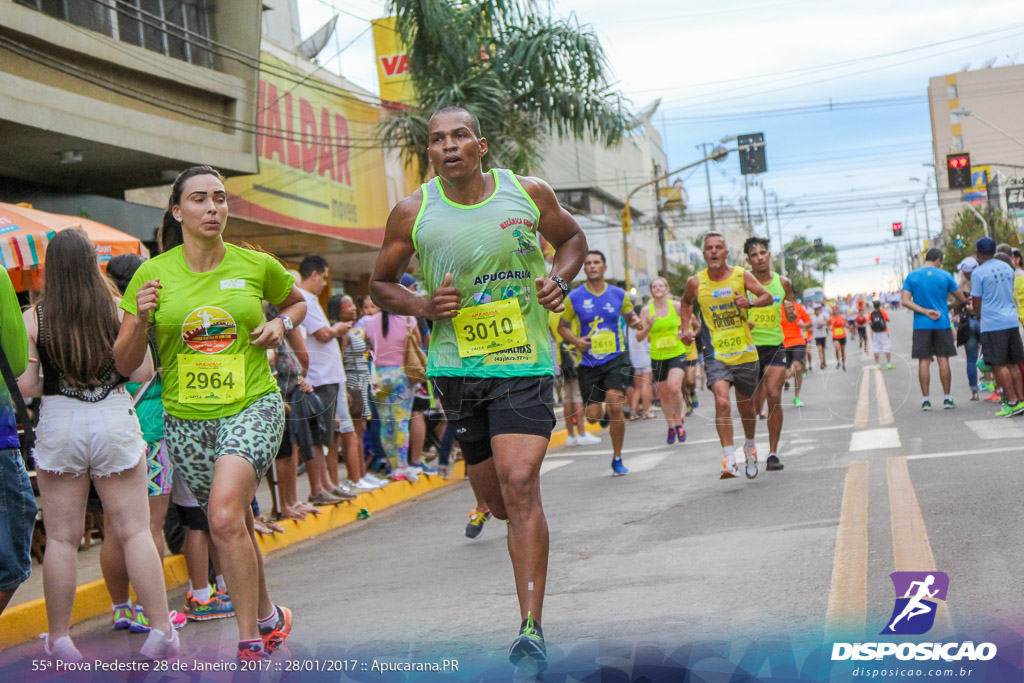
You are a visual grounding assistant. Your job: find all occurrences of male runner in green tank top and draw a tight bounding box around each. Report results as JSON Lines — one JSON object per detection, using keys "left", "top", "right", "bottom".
{"left": 370, "top": 106, "right": 586, "bottom": 672}
{"left": 744, "top": 237, "right": 796, "bottom": 472}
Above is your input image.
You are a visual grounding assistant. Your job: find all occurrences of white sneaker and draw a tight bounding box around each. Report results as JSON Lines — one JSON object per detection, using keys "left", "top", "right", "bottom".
{"left": 354, "top": 476, "right": 380, "bottom": 490}
{"left": 395, "top": 466, "right": 419, "bottom": 483}
{"left": 364, "top": 473, "right": 387, "bottom": 486}
{"left": 577, "top": 432, "right": 601, "bottom": 445}
{"left": 720, "top": 455, "right": 740, "bottom": 479}
{"left": 40, "top": 633, "right": 83, "bottom": 663}
{"left": 139, "top": 628, "right": 180, "bottom": 660}
{"left": 564, "top": 434, "right": 578, "bottom": 447}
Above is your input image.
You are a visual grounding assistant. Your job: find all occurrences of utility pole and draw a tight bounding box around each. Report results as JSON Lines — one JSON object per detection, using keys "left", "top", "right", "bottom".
{"left": 654, "top": 160, "right": 668, "bottom": 276}
{"left": 701, "top": 142, "right": 716, "bottom": 231}
{"left": 744, "top": 175, "right": 753, "bottom": 235}
{"left": 773, "top": 194, "right": 787, "bottom": 277}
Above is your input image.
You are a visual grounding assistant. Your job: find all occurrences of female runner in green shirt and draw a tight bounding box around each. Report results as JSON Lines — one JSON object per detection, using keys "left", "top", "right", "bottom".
{"left": 638, "top": 277, "right": 701, "bottom": 444}
{"left": 114, "top": 166, "right": 307, "bottom": 662}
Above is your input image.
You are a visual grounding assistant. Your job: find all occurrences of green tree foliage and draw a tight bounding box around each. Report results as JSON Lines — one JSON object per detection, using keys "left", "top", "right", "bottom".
{"left": 779, "top": 235, "right": 831, "bottom": 295}
{"left": 665, "top": 261, "right": 694, "bottom": 296}
{"left": 380, "top": 0, "right": 628, "bottom": 177}
{"left": 941, "top": 207, "right": 1019, "bottom": 269}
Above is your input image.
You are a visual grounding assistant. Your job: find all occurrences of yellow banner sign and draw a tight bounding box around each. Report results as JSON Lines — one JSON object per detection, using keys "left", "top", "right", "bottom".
{"left": 372, "top": 16, "right": 415, "bottom": 107}
{"left": 225, "top": 53, "right": 390, "bottom": 246}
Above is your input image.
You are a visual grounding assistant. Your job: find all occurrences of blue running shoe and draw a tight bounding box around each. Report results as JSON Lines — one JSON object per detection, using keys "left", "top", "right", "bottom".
{"left": 508, "top": 613, "right": 546, "bottom": 672}
{"left": 611, "top": 458, "right": 629, "bottom": 476}
{"left": 676, "top": 425, "right": 686, "bottom": 443}
{"left": 666, "top": 427, "right": 676, "bottom": 445}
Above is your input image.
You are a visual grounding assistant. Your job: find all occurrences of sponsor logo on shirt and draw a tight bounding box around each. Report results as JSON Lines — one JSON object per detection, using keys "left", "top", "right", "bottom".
{"left": 220, "top": 279, "right": 246, "bottom": 290}
{"left": 181, "top": 306, "right": 237, "bottom": 354}
{"left": 712, "top": 287, "right": 733, "bottom": 299}
{"left": 474, "top": 270, "right": 530, "bottom": 286}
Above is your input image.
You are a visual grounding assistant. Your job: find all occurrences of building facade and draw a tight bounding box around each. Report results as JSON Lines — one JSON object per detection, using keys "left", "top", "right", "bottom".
{"left": 1, "top": 0, "right": 262, "bottom": 219}
{"left": 928, "top": 63, "right": 1024, "bottom": 236}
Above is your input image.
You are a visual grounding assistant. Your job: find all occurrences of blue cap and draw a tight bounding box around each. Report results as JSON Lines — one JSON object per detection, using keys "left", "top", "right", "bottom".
{"left": 400, "top": 273, "right": 416, "bottom": 288}
{"left": 976, "top": 236, "right": 996, "bottom": 256}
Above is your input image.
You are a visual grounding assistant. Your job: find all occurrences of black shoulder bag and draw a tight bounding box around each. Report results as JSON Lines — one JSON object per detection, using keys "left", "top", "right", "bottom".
{"left": 0, "top": 343, "right": 34, "bottom": 465}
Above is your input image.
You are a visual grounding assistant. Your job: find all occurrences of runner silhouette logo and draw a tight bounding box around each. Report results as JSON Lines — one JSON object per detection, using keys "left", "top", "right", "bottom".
{"left": 881, "top": 571, "right": 949, "bottom": 635}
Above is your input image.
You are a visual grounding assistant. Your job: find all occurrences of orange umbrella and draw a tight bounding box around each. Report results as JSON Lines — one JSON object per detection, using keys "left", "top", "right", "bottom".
{"left": 0, "top": 202, "right": 149, "bottom": 291}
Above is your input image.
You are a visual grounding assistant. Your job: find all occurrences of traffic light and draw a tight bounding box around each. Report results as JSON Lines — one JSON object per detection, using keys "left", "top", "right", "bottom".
{"left": 737, "top": 133, "right": 766, "bottom": 175}
{"left": 892, "top": 222, "right": 903, "bottom": 237}
{"left": 947, "top": 153, "right": 971, "bottom": 189}
{"left": 813, "top": 237, "right": 824, "bottom": 253}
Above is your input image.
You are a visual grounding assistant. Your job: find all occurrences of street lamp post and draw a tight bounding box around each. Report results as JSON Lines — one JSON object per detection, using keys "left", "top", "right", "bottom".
{"left": 952, "top": 108, "right": 1024, "bottom": 150}
{"left": 621, "top": 143, "right": 742, "bottom": 289}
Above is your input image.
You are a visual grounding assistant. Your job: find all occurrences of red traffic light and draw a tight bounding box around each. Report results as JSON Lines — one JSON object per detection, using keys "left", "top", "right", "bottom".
{"left": 892, "top": 222, "right": 902, "bottom": 229}
{"left": 948, "top": 156, "right": 968, "bottom": 168}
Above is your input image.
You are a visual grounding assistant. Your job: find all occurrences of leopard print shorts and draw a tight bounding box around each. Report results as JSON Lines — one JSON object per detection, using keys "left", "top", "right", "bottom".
{"left": 163, "top": 392, "right": 284, "bottom": 507}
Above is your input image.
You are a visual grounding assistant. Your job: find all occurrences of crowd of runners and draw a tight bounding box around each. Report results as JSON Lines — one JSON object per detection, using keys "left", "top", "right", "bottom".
{"left": 2, "top": 104, "right": 1015, "bottom": 674}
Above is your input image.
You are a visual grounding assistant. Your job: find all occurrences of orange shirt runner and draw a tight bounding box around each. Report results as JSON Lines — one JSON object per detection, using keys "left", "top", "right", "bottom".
{"left": 781, "top": 302, "right": 810, "bottom": 348}
{"left": 829, "top": 314, "right": 847, "bottom": 339}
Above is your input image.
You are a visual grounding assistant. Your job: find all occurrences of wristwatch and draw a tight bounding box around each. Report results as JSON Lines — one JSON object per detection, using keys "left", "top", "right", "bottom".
{"left": 551, "top": 276, "right": 570, "bottom": 297}
{"left": 277, "top": 314, "right": 293, "bottom": 332}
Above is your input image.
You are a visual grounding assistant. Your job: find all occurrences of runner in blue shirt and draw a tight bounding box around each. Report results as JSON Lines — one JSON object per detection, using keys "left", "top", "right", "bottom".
{"left": 901, "top": 248, "right": 965, "bottom": 410}
{"left": 559, "top": 250, "right": 642, "bottom": 476}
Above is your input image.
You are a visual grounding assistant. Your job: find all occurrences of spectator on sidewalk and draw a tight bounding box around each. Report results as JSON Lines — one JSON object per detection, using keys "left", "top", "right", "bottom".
{"left": 971, "top": 237, "right": 1024, "bottom": 416}
{"left": 296, "top": 255, "right": 356, "bottom": 506}
{"left": 329, "top": 294, "right": 384, "bottom": 490}
{"left": 957, "top": 257, "right": 982, "bottom": 401}
{"left": 901, "top": 248, "right": 965, "bottom": 411}
{"left": 20, "top": 230, "right": 177, "bottom": 661}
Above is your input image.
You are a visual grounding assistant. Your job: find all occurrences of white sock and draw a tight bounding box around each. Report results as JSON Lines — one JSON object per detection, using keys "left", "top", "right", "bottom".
{"left": 113, "top": 599, "right": 131, "bottom": 611}
{"left": 215, "top": 575, "right": 227, "bottom": 593}
{"left": 744, "top": 439, "right": 756, "bottom": 450}
{"left": 192, "top": 585, "right": 212, "bottom": 603}
{"left": 258, "top": 606, "right": 279, "bottom": 630}
{"left": 723, "top": 446, "right": 735, "bottom": 460}
{"left": 944, "top": 394, "right": 952, "bottom": 402}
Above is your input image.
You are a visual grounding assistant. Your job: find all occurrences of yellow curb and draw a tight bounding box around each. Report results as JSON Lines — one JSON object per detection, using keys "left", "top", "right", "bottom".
{"left": 0, "top": 461, "right": 466, "bottom": 649}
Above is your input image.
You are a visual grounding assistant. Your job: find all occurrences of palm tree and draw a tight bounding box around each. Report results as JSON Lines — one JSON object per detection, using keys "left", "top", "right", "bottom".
{"left": 380, "top": 0, "right": 628, "bottom": 178}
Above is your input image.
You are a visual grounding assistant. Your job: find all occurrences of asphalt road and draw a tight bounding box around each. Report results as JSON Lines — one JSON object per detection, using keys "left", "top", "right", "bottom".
{"left": 3, "top": 309, "right": 1022, "bottom": 681}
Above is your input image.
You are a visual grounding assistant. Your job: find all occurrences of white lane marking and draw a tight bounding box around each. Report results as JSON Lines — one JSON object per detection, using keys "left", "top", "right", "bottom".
{"left": 849, "top": 427, "right": 901, "bottom": 452}
{"left": 965, "top": 418, "right": 1024, "bottom": 440}
{"left": 875, "top": 368, "right": 894, "bottom": 425}
{"left": 540, "top": 460, "right": 573, "bottom": 476}
{"left": 551, "top": 423, "right": 857, "bottom": 457}
{"left": 617, "top": 452, "right": 670, "bottom": 474}
{"left": 907, "top": 447, "right": 1015, "bottom": 461}
{"left": 854, "top": 367, "right": 872, "bottom": 428}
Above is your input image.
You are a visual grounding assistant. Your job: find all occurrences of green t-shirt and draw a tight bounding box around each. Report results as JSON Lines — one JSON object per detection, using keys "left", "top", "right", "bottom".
{"left": 119, "top": 244, "right": 294, "bottom": 420}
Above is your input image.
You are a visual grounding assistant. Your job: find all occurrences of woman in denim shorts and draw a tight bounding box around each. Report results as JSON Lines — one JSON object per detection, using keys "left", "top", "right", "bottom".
{"left": 18, "top": 230, "right": 177, "bottom": 662}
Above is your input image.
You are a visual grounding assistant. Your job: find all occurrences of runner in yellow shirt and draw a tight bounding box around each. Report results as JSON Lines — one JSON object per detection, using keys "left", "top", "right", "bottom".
{"left": 679, "top": 232, "right": 774, "bottom": 479}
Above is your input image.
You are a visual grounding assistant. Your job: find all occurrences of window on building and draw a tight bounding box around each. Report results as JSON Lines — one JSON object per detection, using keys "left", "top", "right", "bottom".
{"left": 16, "top": 0, "right": 213, "bottom": 68}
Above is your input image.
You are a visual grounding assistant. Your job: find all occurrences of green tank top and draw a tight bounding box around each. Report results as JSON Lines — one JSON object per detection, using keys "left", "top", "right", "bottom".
{"left": 747, "top": 272, "right": 785, "bottom": 346}
{"left": 647, "top": 300, "right": 686, "bottom": 360}
{"left": 412, "top": 168, "right": 552, "bottom": 378}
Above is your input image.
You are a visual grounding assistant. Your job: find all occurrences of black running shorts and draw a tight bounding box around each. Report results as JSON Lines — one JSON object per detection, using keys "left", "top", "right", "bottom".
{"left": 911, "top": 327, "right": 956, "bottom": 359}
{"left": 980, "top": 328, "right": 1024, "bottom": 366}
{"left": 651, "top": 354, "right": 687, "bottom": 383}
{"left": 784, "top": 345, "right": 807, "bottom": 367}
{"left": 577, "top": 354, "right": 632, "bottom": 406}
{"left": 756, "top": 345, "right": 787, "bottom": 381}
{"left": 432, "top": 376, "right": 556, "bottom": 466}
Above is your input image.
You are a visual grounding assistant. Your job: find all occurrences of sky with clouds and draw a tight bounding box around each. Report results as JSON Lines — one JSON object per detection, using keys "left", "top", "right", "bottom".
{"left": 297, "top": 0, "right": 1024, "bottom": 294}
